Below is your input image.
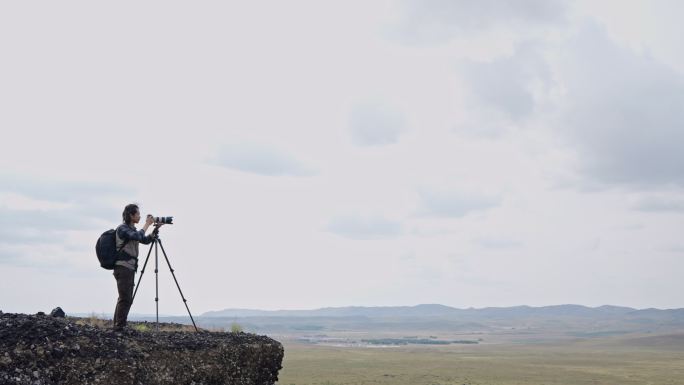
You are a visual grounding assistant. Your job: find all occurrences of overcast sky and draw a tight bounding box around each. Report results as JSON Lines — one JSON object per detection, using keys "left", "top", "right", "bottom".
{"left": 1, "top": 0, "right": 684, "bottom": 315}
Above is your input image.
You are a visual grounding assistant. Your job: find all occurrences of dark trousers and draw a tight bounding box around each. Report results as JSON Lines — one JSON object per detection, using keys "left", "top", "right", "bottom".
{"left": 113, "top": 265, "right": 135, "bottom": 328}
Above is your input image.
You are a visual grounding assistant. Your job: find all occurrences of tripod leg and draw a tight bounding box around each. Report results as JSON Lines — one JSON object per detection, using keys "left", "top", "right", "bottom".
{"left": 132, "top": 240, "right": 155, "bottom": 303}
{"left": 157, "top": 238, "right": 200, "bottom": 332}
{"left": 155, "top": 239, "right": 159, "bottom": 330}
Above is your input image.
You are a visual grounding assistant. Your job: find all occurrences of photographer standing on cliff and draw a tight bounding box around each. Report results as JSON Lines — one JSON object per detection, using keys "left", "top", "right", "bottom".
{"left": 113, "top": 203, "right": 162, "bottom": 331}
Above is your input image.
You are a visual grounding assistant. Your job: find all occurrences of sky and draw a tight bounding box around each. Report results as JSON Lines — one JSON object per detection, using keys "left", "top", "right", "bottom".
{"left": 1, "top": 0, "right": 684, "bottom": 315}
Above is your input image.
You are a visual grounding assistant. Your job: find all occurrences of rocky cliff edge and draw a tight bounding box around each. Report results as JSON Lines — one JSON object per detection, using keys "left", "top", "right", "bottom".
{"left": 0, "top": 312, "right": 283, "bottom": 385}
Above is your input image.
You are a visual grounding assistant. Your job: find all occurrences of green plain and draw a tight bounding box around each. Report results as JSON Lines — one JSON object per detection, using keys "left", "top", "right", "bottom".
{"left": 278, "top": 336, "right": 684, "bottom": 385}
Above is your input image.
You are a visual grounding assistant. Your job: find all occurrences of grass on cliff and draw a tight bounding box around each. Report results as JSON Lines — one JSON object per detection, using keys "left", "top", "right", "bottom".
{"left": 69, "top": 314, "right": 242, "bottom": 334}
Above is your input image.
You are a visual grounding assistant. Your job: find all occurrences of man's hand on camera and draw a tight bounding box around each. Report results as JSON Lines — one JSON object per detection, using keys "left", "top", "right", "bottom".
{"left": 145, "top": 215, "right": 154, "bottom": 226}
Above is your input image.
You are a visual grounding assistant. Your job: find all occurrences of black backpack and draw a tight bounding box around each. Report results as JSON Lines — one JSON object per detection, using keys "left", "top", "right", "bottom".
{"left": 96, "top": 227, "right": 129, "bottom": 270}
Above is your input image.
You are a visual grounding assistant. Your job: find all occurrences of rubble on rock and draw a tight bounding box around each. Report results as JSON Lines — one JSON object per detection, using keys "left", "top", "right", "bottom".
{"left": 0, "top": 312, "right": 283, "bottom": 385}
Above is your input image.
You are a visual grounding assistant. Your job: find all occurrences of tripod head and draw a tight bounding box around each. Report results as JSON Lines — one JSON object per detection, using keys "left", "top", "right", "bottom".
{"left": 151, "top": 223, "right": 166, "bottom": 238}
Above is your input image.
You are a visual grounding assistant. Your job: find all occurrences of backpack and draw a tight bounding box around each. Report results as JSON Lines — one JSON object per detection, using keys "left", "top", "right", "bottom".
{"left": 96, "top": 227, "right": 129, "bottom": 270}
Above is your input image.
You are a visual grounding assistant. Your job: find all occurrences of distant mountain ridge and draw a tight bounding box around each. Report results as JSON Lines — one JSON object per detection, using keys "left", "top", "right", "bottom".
{"left": 201, "top": 303, "right": 681, "bottom": 318}
{"left": 124, "top": 303, "right": 684, "bottom": 337}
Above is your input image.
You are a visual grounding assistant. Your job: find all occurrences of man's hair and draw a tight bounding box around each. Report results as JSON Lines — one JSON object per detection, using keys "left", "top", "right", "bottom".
{"left": 122, "top": 203, "right": 140, "bottom": 225}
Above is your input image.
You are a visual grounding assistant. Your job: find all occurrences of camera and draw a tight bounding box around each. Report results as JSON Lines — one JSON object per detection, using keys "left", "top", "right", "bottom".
{"left": 154, "top": 216, "right": 173, "bottom": 225}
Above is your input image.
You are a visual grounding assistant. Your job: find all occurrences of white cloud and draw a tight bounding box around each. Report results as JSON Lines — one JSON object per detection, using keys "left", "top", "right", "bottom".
{"left": 414, "top": 188, "right": 500, "bottom": 218}
{"left": 389, "top": 0, "right": 567, "bottom": 44}
{"left": 631, "top": 194, "right": 684, "bottom": 213}
{"left": 455, "top": 42, "right": 551, "bottom": 136}
{"left": 550, "top": 23, "right": 684, "bottom": 189}
{"left": 0, "top": 174, "right": 132, "bottom": 203}
{"left": 0, "top": 174, "right": 133, "bottom": 265}
{"left": 348, "top": 103, "right": 407, "bottom": 146}
{"left": 212, "top": 142, "right": 317, "bottom": 177}
{"left": 325, "top": 215, "right": 404, "bottom": 240}
{"left": 473, "top": 237, "right": 524, "bottom": 250}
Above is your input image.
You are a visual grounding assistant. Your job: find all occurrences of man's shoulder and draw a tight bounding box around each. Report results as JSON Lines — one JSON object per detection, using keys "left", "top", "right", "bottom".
{"left": 116, "top": 223, "right": 137, "bottom": 239}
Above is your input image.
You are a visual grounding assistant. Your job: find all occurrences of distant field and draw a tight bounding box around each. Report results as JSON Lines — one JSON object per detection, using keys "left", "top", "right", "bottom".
{"left": 277, "top": 333, "right": 684, "bottom": 385}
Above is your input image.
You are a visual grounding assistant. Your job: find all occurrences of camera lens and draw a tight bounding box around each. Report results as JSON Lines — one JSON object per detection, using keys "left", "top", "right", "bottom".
{"left": 154, "top": 216, "right": 173, "bottom": 224}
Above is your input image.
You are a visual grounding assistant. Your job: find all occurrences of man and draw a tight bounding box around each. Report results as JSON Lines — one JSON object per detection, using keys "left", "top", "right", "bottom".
{"left": 113, "top": 203, "right": 161, "bottom": 331}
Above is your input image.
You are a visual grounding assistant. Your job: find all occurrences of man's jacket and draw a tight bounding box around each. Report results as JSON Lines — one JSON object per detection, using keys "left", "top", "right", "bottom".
{"left": 115, "top": 223, "right": 153, "bottom": 260}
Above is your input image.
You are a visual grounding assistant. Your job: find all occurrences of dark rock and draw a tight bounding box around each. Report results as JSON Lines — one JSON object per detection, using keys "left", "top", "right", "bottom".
{"left": 35, "top": 312, "right": 45, "bottom": 316}
{"left": 0, "top": 312, "right": 284, "bottom": 385}
{"left": 49, "top": 307, "right": 65, "bottom": 318}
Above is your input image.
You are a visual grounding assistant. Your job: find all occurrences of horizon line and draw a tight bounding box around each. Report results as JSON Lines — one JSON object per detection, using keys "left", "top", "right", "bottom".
{"left": 45, "top": 302, "right": 684, "bottom": 318}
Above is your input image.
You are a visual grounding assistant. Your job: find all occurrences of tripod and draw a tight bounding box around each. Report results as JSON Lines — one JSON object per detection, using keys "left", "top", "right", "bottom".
{"left": 131, "top": 224, "right": 199, "bottom": 332}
